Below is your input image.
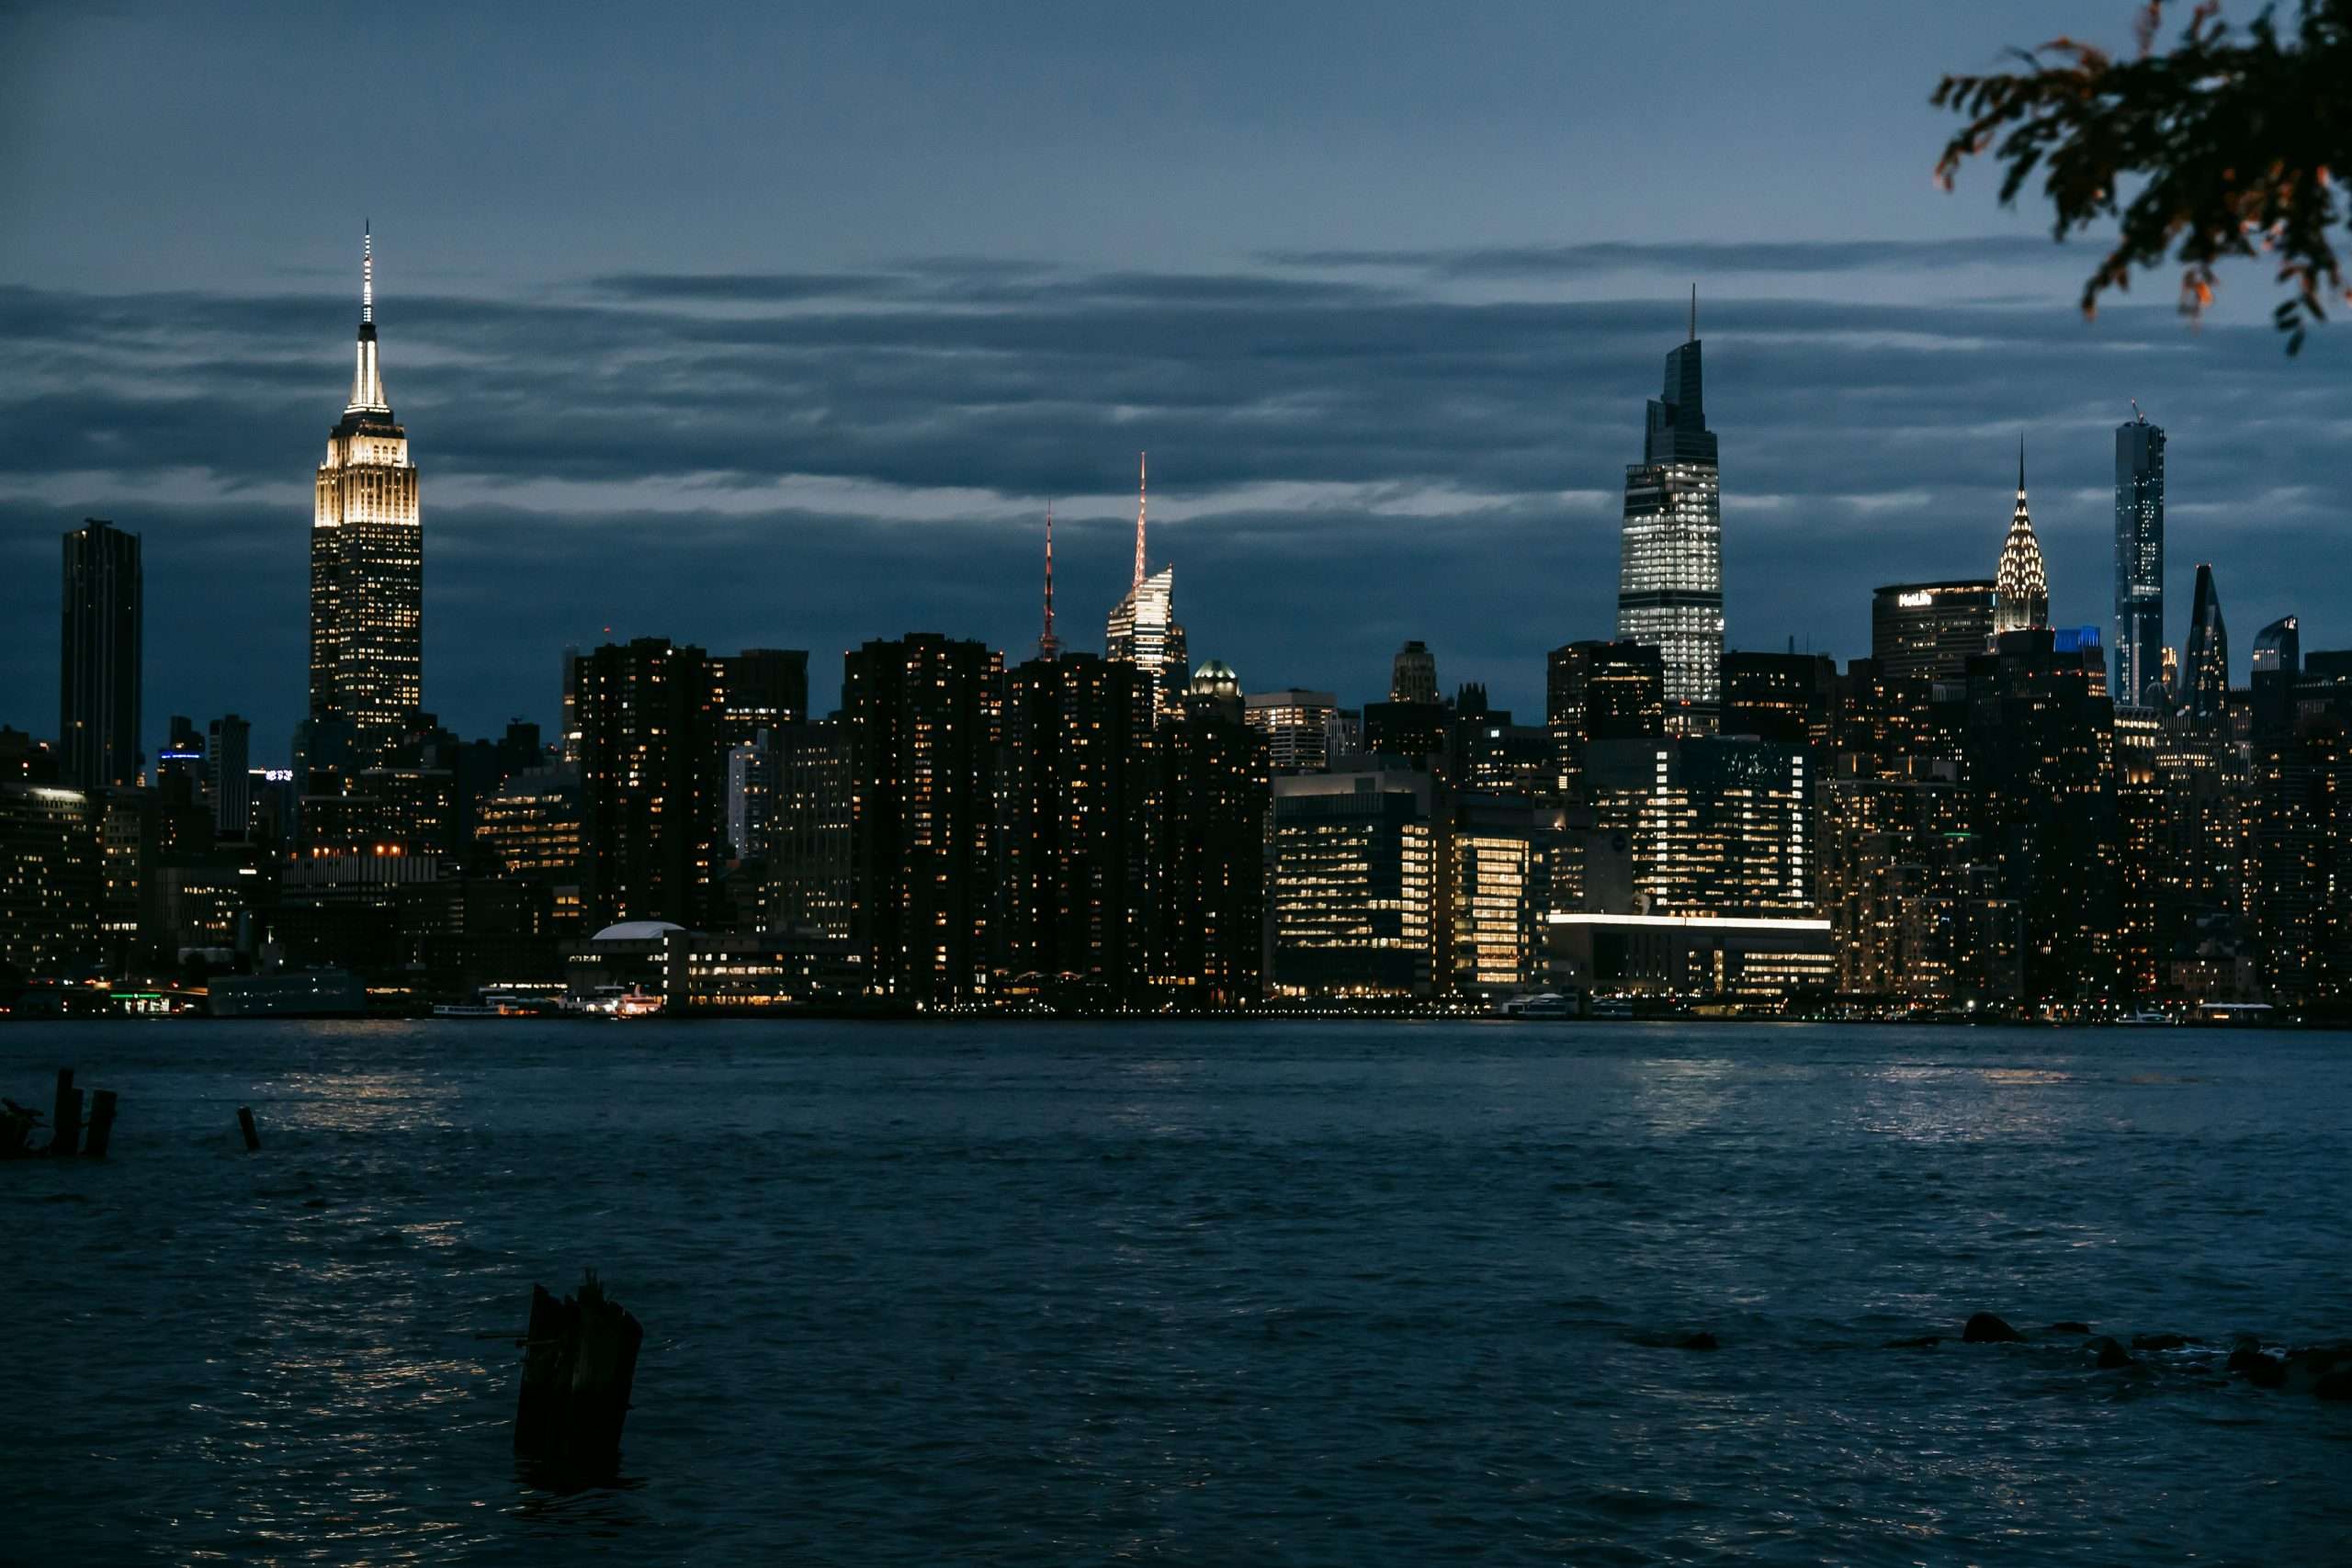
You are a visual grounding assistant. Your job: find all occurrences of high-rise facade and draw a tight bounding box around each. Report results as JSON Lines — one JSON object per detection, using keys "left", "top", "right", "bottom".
{"left": 575, "top": 637, "right": 722, "bottom": 928}
{"left": 843, "top": 634, "right": 1002, "bottom": 1006}
{"left": 1269, "top": 769, "right": 1435, "bottom": 998}
{"left": 1545, "top": 639, "right": 1664, "bottom": 800}
{"left": 1871, "top": 581, "right": 1995, "bottom": 683}
{"left": 1002, "top": 652, "right": 1154, "bottom": 1003}
{"left": 1152, "top": 665, "right": 1270, "bottom": 1007}
{"left": 310, "top": 228, "right": 423, "bottom": 758}
{"left": 1105, "top": 455, "right": 1188, "bottom": 720}
{"left": 1616, "top": 301, "right": 1723, "bottom": 731}
{"left": 59, "top": 518, "right": 142, "bottom": 792}
{"left": 2114, "top": 412, "right": 2166, "bottom": 708}
{"left": 1243, "top": 690, "right": 1340, "bottom": 773}
{"left": 1992, "top": 442, "right": 2049, "bottom": 637}
{"left": 2182, "top": 562, "right": 2229, "bottom": 733}
{"left": 207, "top": 714, "right": 253, "bottom": 837}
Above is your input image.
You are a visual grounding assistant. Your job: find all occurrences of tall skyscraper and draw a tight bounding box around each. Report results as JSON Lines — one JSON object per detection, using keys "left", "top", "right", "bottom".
{"left": 310, "top": 227, "right": 423, "bottom": 758}
{"left": 1617, "top": 292, "right": 1724, "bottom": 732}
{"left": 1545, "top": 639, "right": 1664, "bottom": 800}
{"left": 207, "top": 714, "right": 253, "bottom": 837}
{"left": 1243, "top": 690, "right": 1340, "bottom": 773}
{"left": 1106, "top": 455, "right": 1187, "bottom": 719}
{"left": 1993, "top": 440, "right": 2050, "bottom": 637}
{"left": 843, "top": 634, "right": 1002, "bottom": 1005}
{"left": 2182, "top": 563, "right": 2229, "bottom": 732}
{"left": 1153, "top": 662, "right": 1270, "bottom": 1007}
{"left": 1871, "top": 581, "right": 1995, "bottom": 682}
{"left": 59, "top": 518, "right": 142, "bottom": 792}
{"left": 1390, "top": 640, "right": 1439, "bottom": 704}
{"left": 2114, "top": 410, "right": 2166, "bottom": 708}
{"left": 575, "top": 637, "right": 722, "bottom": 927}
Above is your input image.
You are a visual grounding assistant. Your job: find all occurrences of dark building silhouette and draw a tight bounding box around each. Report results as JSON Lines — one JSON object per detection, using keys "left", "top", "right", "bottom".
{"left": 1871, "top": 581, "right": 1994, "bottom": 684}
{"left": 1545, "top": 639, "right": 1663, "bottom": 800}
{"left": 767, "top": 718, "right": 852, "bottom": 942}
{"left": 715, "top": 649, "right": 808, "bottom": 746}
{"left": 1152, "top": 662, "right": 1269, "bottom": 1006}
{"left": 0, "top": 783, "right": 105, "bottom": 977}
{"left": 2251, "top": 615, "right": 2301, "bottom": 740}
{"left": 2115, "top": 412, "right": 2166, "bottom": 708}
{"left": 59, "top": 518, "right": 142, "bottom": 792}
{"left": 1965, "top": 629, "right": 2119, "bottom": 1004}
{"left": 575, "top": 637, "right": 722, "bottom": 928}
{"left": 1003, "top": 652, "right": 1154, "bottom": 1006}
{"left": 2181, "top": 563, "right": 2229, "bottom": 733}
{"left": 843, "top": 634, "right": 1002, "bottom": 1007}
{"left": 1722, "top": 650, "right": 1836, "bottom": 747}
{"left": 208, "top": 714, "right": 253, "bottom": 837}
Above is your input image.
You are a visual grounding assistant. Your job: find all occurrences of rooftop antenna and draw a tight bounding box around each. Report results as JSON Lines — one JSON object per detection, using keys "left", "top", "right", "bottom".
{"left": 1132, "top": 451, "right": 1148, "bottom": 592}
{"left": 2018, "top": 431, "right": 2026, "bottom": 493}
{"left": 362, "top": 220, "right": 374, "bottom": 324}
{"left": 2131, "top": 397, "right": 2144, "bottom": 423}
{"left": 1689, "top": 283, "right": 1697, "bottom": 343}
{"left": 1040, "top": 505, "right": 1059, "bottom": 660}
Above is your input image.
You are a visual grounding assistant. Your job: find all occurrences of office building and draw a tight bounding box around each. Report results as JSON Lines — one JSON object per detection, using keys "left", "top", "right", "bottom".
{"left": 1965, "top": 629, "right": 2119, "bottom": 1004}
{"left": 2115, "top": 411, "right": 2166, "bottom": 708}
{"left": 1151, "top": 663, "right": 1271, "bottom": 1006}
{"left": 1546, "top": 639, "right": 1664, "bottom": 800}
{"left": 1002, "top": 652, "right": 1154, "bottom": 1004}
{"left": 1722, "top": 650, "right": 1836, "bottom": 747}
{"left": 1, "top": 784, "right": 104, "bottom": 977}
{"left": 715, "top": 649, "right": 808, "bottom": 747}
{"left": 1244, "top": 690, "right": 1340, "bottom": 774}
{"left": 59, "top": 518, "right": 141, "bottom": 792}
{"left": 843, "top": 634, "right": 1002, "bottom": 1006}
{"left": 476, "top": 765, "right": 587, "bottom": 930}
{"left": 1585, "top": 736, "right": 1815, "bottom": 919}
{"left": 1269, "top": 769, "right": 1435, "bottom": 998}
{"left": 575, "top": 637, "right": 723, "bottom": 928}
{"left": 1617, "top": 297, "right": 1724, "bottom": 730}
{"left": 1871, "top": 581, "right": 1996, "bottom": 683}
{"left": 1390, "top": 641, "right": 1439, "bottom": 704}
{"left": 310, "top": 228, "right": 423, "bottom": 759}
{"left": 1105, "top": 456, "right": 1188, "bottom": 720}
{"left": 2182, "top": 563, "right": 2229, "bottom": 733}
{"left": 208, "top": 715, "right": 253, "bottom": 837}
{"left": 767, "top": 718, "right": 853, "bottom": 942}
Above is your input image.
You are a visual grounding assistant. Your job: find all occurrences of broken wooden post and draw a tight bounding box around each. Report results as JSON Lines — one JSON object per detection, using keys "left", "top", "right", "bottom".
{"left": 513, "top": 1270, "right": 644, "bottom": 1481}
{"left": 51, "top": 1068, "right": 81, "bottom": 1158}
{"left": 237, "top": 1106, "right": 260, "bottom": 1151}
{"left": 83, "top": 1089, "right": 119, "bottom": 1159}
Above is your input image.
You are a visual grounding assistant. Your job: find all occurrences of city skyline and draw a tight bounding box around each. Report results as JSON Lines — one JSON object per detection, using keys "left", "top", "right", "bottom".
{"left": 4, "top": 4, "right": 2347, "bottom": 762}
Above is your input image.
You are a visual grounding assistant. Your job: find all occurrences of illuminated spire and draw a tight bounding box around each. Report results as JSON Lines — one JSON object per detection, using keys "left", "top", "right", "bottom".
{"left": 1132, "top": 451, "right": 1148, "bottom": 592}
{"left": 1039, "top": 505, "right": 1059, "bottom": 660}
{"left": 1994, "top": 436, "right": 2049, "bottom": 635}
{"left": 346, "top": 223, "right": 390, "bottom": 416}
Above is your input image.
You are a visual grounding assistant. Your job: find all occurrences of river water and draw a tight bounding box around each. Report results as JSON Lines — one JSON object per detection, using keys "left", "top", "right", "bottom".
{"left": 3, "top": 1021, "right": 2348, "bottom": 1564}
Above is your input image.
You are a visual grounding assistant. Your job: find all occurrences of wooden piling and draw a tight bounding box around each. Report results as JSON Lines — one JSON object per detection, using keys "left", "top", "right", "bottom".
{"left": 83, "top": 1089, "right": 119, "bottom": 1159}
{"left": 51, "top": 1068, "right": 81, "bottom": 1158}
{"left": 513, "top": 1271, "right": 644, "bottom": 1481}
{"left": 238, "top": 1106, "right": 260, "bottom": 1151}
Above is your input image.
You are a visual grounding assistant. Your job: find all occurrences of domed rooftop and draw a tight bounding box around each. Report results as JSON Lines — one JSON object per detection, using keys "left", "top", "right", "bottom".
{"left": 1190, "top": 659, "right": 1240, "bottom": 695}
{"left": 591, "top": 919, "right": 687, "bottom": 942}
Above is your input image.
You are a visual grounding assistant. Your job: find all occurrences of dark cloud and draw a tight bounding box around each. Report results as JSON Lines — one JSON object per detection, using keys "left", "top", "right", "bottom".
{"left": 3, "top": 257, "right": 2346, "bottom": 760}
{"left": 1261, "top": 235, "right": 2068, "bottom": 277}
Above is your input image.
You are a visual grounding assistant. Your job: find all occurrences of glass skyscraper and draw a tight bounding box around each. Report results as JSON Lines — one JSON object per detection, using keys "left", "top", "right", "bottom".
{"left": 2114, "top": 412, "right": 2165, "bottom": 708}
{"left": 1616, "top": 306, "right": 1723, "bottom": 733}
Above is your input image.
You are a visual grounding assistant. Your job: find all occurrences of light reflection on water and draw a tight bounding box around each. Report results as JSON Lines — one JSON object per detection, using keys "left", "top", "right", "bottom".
{"left": 4, "top": 1019, "right": 2349, "bottom": 1564}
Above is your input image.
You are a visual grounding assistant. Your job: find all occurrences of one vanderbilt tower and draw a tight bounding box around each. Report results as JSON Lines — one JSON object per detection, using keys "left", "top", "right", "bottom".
{"left": 310, "top": 224, "right": 423, "bottom": 758}
{"left": 1616, "top": 289, "right": 1723, "bottom": 734}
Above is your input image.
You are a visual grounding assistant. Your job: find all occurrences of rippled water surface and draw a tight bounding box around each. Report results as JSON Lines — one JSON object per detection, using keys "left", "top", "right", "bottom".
{"left": 5, "top": 1021, "right": 2350, "bottom": 1564}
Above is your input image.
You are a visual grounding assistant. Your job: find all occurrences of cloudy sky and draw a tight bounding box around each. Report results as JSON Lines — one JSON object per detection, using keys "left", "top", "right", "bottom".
{"left": 4, "top": 0, "right": 2345, "bottom": 761}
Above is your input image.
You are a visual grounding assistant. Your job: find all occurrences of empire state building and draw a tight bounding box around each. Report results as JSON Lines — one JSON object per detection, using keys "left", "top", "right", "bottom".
{"left": 310, "top": 226, "right": 422, "bottom": 754}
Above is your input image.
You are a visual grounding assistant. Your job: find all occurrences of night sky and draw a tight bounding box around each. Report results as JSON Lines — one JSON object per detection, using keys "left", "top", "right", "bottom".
{"left": 4, "top": 1, "right": 2345, "bottom": 761}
